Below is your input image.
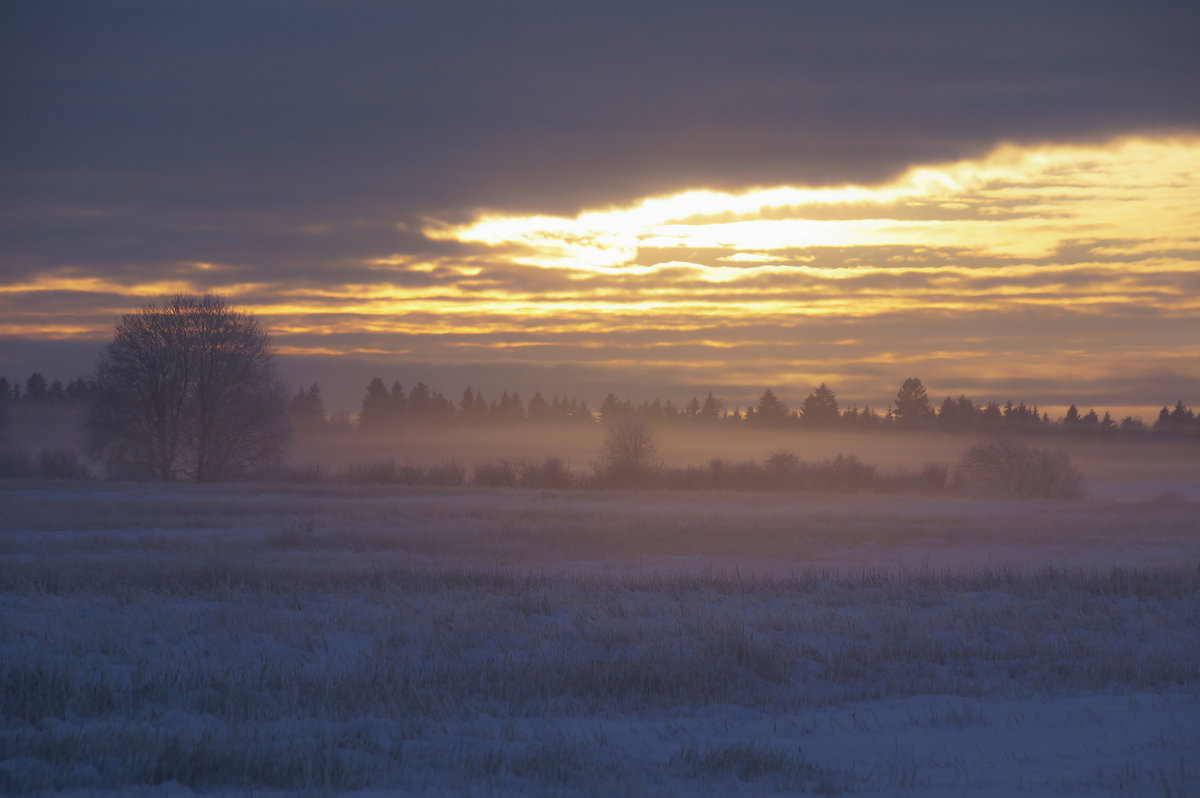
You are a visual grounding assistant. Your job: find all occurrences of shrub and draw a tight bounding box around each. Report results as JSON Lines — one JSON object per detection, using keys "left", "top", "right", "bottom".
{"left": 954, "top": 439, "right": 1086, "bottom": 499}
{"left": 0, "top": 450, "right": 34, "bottom": 478}
{"left": 596, "top": 417, "right": 659, "bottom": 487}
{"left": 765, "top": 449, "right": 800, "bottom": 474}
{"left": 473, "top": 461, "right": 520, "bottom": 488}
{"left": 423, "top": 462, "right": 466, "bottom": 487}
{"left": 273, "top": 464, "right": 324, "bottom": 484}
{"left": 394, "top": 464, "right": 428, "bottom": 485}
{"left": 875, "top": 462, "right": 950, "bottom": 494}
{"left": 0, "top": 450, "right": 91, "bottom": 480}
{"left": 724, "top": 459, "right": 767, "bottom": 491}
{"left": 36, "top": 449, "right": 90, "bottom": 480}
{"left": 798, "top": 454, "right": 876, "bottom": 492}
{"left": 764, "top": 449, "right": 800, "bottom": 489}
{"left": 919, "top": 461, "right": 951, "bottom": 493}
{"left": 341, "top": 459, "right": 401, "bottom": 484}
{"left": 652, "top": 453, "right": 942, "bottom": 495}
{"left": 338, "top": 459, "right": 464, "bottom": 487}
{"left": 272, "top": 449, "right": 951, "bottom": 498}
{"left": 470, "top": 459, "right": 578, "bottom": 490}
{"left": 518, "top": 457, "right": 576, "bottom": 489}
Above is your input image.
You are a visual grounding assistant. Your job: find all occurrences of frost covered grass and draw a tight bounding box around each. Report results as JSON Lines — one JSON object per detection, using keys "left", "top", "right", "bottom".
{"left": 1, "top": 482, "right": 1199, "bottom": 796}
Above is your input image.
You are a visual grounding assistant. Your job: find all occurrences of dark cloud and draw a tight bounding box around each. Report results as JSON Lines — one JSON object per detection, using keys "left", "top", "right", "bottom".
{"left": 4, "top": 2, "right": 1198, "bottom": 262}
{"left": 3, "top": 1, "right": 1198, "bottom": 415}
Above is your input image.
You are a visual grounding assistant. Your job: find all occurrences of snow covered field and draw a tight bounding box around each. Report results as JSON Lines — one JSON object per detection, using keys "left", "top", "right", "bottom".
{"left": 1, "top": 481, "right": 1198, "bottom": 796}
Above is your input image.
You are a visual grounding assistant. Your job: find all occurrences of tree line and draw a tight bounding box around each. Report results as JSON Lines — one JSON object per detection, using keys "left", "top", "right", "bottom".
{"left": 279, "top": 374, "right": 1200, "bottom": 439}
{"left": 0, "top": 374, "right": 92, "bottom": 406}
{"left": 5, "top": 368, "right": 1197, "bottom": 448}
{"left": 1, "top": 293, "right": 1196, "bottom": 485}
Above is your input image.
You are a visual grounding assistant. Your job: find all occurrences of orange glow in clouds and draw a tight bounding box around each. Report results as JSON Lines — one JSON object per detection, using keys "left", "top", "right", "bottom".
{"left": 2, "top": 134, "right": 1198, "bottom": 409}
{"left": 431, "top": 135, "right": 1199, "bottom": 268}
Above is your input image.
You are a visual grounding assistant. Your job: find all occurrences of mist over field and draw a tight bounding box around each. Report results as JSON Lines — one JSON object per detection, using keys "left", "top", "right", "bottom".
{"left": 2, "top": 1, "right": 1198, "bottom": 790}
{"left": 9, "top": 396, "right": 1200, "bottom": 501}
{"left": 285, "top": 422, "right": 1200, "bottom": 502}
{"left": 3, "top": 412, "right": 1199, "bottom": 794}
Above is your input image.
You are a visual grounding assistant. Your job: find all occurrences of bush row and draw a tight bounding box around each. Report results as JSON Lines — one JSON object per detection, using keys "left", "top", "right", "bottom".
{"left": 278, "top": 440, "right": 1085, "bottom": 500}
{"left": 0, "top": 449, "right": 91, "bottom": 480}
{"left": 647, "top": 452, "right": 949, "bottom": 494}
{"left": 0, "top": 439, "right": 1086, "bottom": 500}
{"left": 277, "top": 451, "right": 952, "bottom": 496}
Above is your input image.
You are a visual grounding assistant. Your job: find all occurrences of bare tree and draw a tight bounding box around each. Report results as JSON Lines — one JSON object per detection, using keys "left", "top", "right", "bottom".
{"left": 954, "top": 438, "right": 1085, "bottom": 499}
{"left": 597, "top": 415, "right": 659, "bottom": 486}
{"left": 85, "top": 294, "right": 289, "bottom": 481}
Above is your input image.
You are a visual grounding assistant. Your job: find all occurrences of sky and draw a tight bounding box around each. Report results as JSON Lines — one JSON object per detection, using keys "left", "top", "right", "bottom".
{"left": 2, "top": 1, "right": 1198, "bottom": 418}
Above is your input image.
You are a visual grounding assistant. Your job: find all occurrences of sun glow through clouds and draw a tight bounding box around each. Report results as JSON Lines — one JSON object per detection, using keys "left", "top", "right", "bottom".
{"left": 2, "top": 134, "right": 1198, "bottom": 411}
{"left": 431, "top": 135, "right": 1200, "bottom": 269}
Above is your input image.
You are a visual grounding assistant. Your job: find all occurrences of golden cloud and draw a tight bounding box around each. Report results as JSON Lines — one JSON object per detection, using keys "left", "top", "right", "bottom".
{"left": 431, "top": 135, "right": 1200, "bottom": 269}
{"left": 3, "top": 134, "right": 1197, "bottom": 415}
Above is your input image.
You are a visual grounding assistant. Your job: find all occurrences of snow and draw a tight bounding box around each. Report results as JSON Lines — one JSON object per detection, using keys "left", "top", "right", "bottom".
{"left": 1, "top": 480, "right": 1198, "bottom": 795}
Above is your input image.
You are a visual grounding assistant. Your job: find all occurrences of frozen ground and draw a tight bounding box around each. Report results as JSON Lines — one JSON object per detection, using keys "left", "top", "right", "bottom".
{"left": 1, "top": 481, "right": 1198, "bottom": 796}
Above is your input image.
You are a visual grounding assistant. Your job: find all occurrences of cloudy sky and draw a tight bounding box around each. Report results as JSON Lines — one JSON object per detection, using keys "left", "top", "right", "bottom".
{"left": 2, "top": 1, "right": 1198, "bottom": 417}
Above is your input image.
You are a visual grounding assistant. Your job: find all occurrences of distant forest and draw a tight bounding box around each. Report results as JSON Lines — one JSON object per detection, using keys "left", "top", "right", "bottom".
{"left": 6, "top": 371, "right": 1194, "bottom": 441}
